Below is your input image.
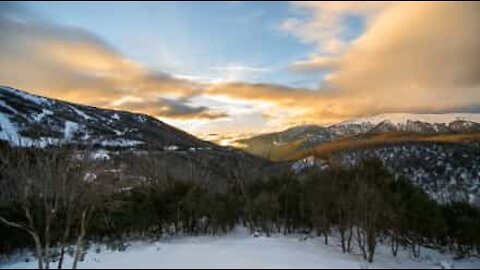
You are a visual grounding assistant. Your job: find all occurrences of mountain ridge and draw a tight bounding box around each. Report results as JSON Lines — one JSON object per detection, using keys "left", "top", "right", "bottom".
{"left": 0, "top": 85, "right": 216, "bottom": 149}
{"left": 0, "top": 85, "right": 283, "bottom": 192}
{"left": 237, "top": 112, "right": 480, "bottom": 161}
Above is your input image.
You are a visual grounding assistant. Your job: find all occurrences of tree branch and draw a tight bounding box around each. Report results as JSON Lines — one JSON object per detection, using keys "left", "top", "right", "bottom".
{"left": 0, "top": 216, "right": 28, "bottom": 231}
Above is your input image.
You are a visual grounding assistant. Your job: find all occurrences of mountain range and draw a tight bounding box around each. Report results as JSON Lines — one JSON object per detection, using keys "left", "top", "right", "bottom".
{"left": 1, "top": 85, "right": 479, "bottom": 206}
{"left": 0, "top": 85, "right": 277, "bottom": 191}
{"left": 237, "top": 113, "right": 480, "bottom": 161}
{"left": 0, "top": 85, "right": 215, "bottom": 149}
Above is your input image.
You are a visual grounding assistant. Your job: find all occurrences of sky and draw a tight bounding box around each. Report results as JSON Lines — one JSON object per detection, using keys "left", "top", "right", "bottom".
{"left": 1, "top": 1, "right": 479, "bottom": 144}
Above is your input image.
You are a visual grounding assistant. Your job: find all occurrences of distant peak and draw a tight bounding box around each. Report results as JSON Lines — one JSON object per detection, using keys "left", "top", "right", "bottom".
{"left": 335, "top": 113, "right": 480, "bottom": 126}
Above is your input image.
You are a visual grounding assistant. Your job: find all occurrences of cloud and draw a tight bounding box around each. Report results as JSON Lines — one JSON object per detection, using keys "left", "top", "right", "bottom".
{"left": 290, "top": 56, "right": 339, "bottom": 72}
{"left": 282, "top": 1, "right": 389, "bottom": 55}
{"left": 323, "top": 2, "right": 480, "bottom": 114}
{"left": 155, "top": 97, "right": 229, "bottom": 120}
{"left": 0, "top": 2, "right": 203, "bottom": 116}
{"left": 205, "top": 1, "right": 480, "bottom": 126}
{"left": 208, "top": 64, "right": 273, "bottom": 83}
{"left": 210, "top": 65, "right": 271, "bottom": 73}
{"left": 282, "top": 1, "right": 480, "bottom": 118}
{"left": 206, "top": 82, "right": 352, "bottom": 125}
{"left": 114, "top": 97, "right": 228, "bottom": 120}
{"left": 1, "top": 2, "right": 480, "bottom": 137}
{"left": 207, "top": 82, "right": 314, "bottom": 106}
{"left": 208, "top": 1, "right": 480, "bottom": 127}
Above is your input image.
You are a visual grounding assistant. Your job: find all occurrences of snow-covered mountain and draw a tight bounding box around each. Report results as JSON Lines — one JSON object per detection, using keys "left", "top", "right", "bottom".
{"left": 0, "top": 85, "right": 214, "bottom": 149}
{"left": 238, "top": 113, "right": 480, "bottom": 206}
{"left": 0, "top": 85, "right": 280, "bottom": 191}
{"left": 290, "top": 141, "right": 480, "bottom": 207}
{"left": 330, "top": 113, "right": 480, "bottom": 135}
{"left": 337, "top": 113, "right": 480, "bottom": 126}
{"left": 239, "top": 112, "right": 480, "bottom": 158}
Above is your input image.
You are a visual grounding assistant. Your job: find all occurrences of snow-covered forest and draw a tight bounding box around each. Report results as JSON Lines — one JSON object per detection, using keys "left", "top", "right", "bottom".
{"left": 0, "top": 145, "right": 479, "bottom": 269}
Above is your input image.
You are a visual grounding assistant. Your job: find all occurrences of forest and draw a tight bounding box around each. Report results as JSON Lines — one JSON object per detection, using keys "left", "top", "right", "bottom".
{"left": 0, "top": 145, "right": 479, "bottom": 269}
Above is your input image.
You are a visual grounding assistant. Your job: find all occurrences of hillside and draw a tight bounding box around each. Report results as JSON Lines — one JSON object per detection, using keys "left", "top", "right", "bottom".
{"left": 0, "top": 85, "right": 278, "bottom": 190}
{"left": 238, "top": 114, "right": 480, "bottom": 162}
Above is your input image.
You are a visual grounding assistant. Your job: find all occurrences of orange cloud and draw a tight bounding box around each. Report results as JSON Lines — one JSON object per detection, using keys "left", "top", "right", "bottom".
{"left": 0, "top": 7, "right": 202, "bottom": 116}
{"left": 1, "top": 2, "right": 480, "bottom": 137}
{"left": 286, "top": 1, "right": 480, "bottom": 117}
{"left": 206, "top": 82, "right": 356, "bottom": 125}
{"left": 282, "top": 1, "right": 390, "bottom": 54}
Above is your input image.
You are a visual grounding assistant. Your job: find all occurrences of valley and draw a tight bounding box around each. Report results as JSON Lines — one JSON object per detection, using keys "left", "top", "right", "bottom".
{"left": 1, "top": 86, "right": 480, "bottom": 269}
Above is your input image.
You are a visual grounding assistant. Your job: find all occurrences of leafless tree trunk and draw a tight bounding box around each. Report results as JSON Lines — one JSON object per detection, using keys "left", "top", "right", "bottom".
{"left": 72, "top": 209, "right": 88, "bottom": 270}
{"left": 339, "top": 226, "right": 347, "bottom": 253}
{"left": 367, "top": 227, "right": 377, "bottom": 263}
{"left": 0, "top": 215, "right": 43, "bottom": 269}
{"left": 347, "top": 226, "right": 353, "bottom": 253}
{"left": 57, "top": 200, "right": 73, "bottom": 270}
{"left": 0, "top": 147, "right": 107, "bottom": 269}
{"left": 323, "top": 228, "right": 329, "bottom": 245}
{"left": 357, "top": 227, "right": 367, "bottom": 260}
{"left": 391, "top": 233, "right": 399, "bottom": 257}
{"left": 57, "top": 220, "right": 70, "bottom": 270}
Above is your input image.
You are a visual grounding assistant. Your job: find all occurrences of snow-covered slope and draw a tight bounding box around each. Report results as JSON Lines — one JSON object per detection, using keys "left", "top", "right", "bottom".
{"left": 332, "top": 143, "right": 480, "bottom": 206}
{"left": 2, "top": 227, "right": 479, "bottom": 269}
{"left": 238, "top": 112, "right": 480, "bottom": 161}
{"left": 240, "top": 113, "right": 480, "bottom": 152}
{"left": 238, "top": 113, "right": 480, "bottom": 206}
{"left": 337, "top": 113, "right": 480, "bottom": 126}
{"left": 330, "top": 113, "right": 480, "bottom": 135}
{"left": 0, "top": 86, "right": 213, "bottom": 149}
{"left": 0, "top": 85, "right": 275, "bottom": 190}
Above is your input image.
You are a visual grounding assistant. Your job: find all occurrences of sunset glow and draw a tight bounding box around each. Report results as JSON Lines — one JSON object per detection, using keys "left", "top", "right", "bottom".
{"left": 1, "top": 1, "right": 479, "bottom": 143}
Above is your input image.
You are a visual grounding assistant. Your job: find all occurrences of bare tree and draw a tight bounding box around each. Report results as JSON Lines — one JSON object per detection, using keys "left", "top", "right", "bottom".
{"left": 0, "top": 147, "right": 54, "bottom": 269}
{"left": 0, "top": 146, "right": 105, "bottom": 269}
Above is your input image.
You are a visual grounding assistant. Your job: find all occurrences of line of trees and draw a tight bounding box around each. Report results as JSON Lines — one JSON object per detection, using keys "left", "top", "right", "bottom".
{"left": 0, "top": 145, "right": 113, "bottom": 269}
{"left": 239, "top": 160, "right": 480, "bottom": 262}
{"left": 1, "top": 145, "right": 479, "bottom": 268}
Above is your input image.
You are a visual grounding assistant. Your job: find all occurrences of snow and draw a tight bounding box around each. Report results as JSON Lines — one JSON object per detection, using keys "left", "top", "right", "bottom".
{"left": 0, "top": 113, "right": 59, "bottom": 147}
{"left": 63, "top": 121, "right": 79, "bottom": 140}
{"left": 28, "top": 137, "right": 61, "bottom": 148}
{"left": 89, "top": 150, "right": 111, "bottom": 160}
{"left": 113, "top": 129, "right": 126, "bottom": 136}
{"left": 0, "top": 86, "right": 51, "bottom": 106}
{"left": 0, "top": 100, "right": 18, "bottom": 114}
{"left": 0, "top": 112, "right": 61, "bottom": 147}
{"left": 63, "top": 121, "right": 79, "bottom": 141}
{"left": 69, "top": 105, "right": 92, "bottom": 120}
{"left": 291, "top": 156, "right": 316, "bottom": 173}
{"left": 164, "top": 145, "right": 179, "bottom": 151}
{"left": 291, "top": 156, "right": 330, "bottom": 173}
{"left": 99, "top": 139, "right": 143, "bottom": 147}
{"left": 2, "top": 227, "right": 479, "bottom": 269}
{"left": 137, "top": 115, "right": 147, "bottom": 123}
{"left": 32, "top": 109, "right": 53, "bottom": 122}
{"left": 0, "top": 110, "right": 140, "bottom": 148}
{"left": 120, "top": 186, "right": 134, "bottom": 192}
{"left": 336, "top": 113, "right": 480, "bottom": 126}
{"left": 83, "top": 172, "right": 97, "bottom": 183}
{"left": 0, "top": 112, "right": 20, "bottom": 143}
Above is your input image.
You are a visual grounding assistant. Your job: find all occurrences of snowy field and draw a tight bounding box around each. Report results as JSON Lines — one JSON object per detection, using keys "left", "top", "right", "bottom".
{"left": 2, "top": 227, "right": 479, "bottom": 269}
